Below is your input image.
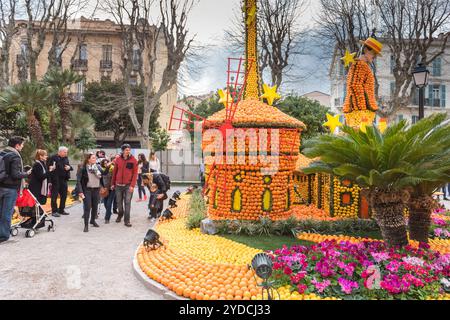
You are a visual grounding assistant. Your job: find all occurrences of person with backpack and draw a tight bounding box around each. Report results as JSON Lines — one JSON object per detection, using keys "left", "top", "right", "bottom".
{"left": 0, "top": 137, "right": 31, "bottom": 244}
{"left": 111, "top": 144, "right": 138, "bottom": 227}
{"left": 149, "top": 172, "right": 170, "bottom": 217}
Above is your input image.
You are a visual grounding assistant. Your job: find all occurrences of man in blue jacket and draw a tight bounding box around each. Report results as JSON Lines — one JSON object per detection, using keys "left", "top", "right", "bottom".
{"left": 0, "top": 137, "right": 31, "bottom": 243}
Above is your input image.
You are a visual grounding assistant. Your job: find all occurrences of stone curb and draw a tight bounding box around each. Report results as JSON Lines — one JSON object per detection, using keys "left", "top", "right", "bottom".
{"left": 132, "top": 246, "right": 189, "bottom": 301}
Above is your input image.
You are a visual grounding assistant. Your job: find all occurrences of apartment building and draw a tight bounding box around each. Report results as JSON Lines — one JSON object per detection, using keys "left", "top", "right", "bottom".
{"left": 7, "top": 16, "right": 178, "bottom": 146}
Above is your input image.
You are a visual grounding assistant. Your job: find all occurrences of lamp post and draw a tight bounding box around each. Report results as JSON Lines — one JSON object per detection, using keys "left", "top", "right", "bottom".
{"left": 412, "top": 63, "right": 430, "bottom": 120}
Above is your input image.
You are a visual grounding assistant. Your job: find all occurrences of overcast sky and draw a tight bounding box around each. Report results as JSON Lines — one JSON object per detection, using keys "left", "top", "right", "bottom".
{"left": 179, "top": 0, "right": 329, "bottom": 97}
{"left": 83, "top": 0, "right": 329, "bottom": 97}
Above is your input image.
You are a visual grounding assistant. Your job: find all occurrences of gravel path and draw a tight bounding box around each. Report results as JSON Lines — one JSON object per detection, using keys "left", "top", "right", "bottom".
{"left": 0, "top": 187, "right": 186, "bottom": 300}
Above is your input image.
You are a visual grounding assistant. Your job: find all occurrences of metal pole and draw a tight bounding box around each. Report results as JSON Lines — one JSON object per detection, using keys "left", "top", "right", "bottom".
{"left": 419, "top": 86, "right": 425, "bottom": 120}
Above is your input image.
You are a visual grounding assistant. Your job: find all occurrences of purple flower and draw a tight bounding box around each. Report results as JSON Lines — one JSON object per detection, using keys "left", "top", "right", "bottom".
{"left": 338, "top": 278, "right": 359, "bottom": 294}
{"left": 386, "top": 260, "right": 401, "bottom": 273}
{"left": 433, "top": 218, "right": 447, "bottom": 227}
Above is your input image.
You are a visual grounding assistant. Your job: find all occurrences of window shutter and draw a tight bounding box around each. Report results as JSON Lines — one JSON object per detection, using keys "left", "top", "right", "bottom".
{"left": 433, "top": 58, "right": 442, "bottom": 77}
{"left": 441, "top": 84, "right": 446, "bottom": 108}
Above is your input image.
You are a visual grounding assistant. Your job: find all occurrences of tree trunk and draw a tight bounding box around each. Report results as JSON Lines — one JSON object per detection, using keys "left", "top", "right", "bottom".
{"left": 369, "top": 191, "right": 409, "bottom": 247}
{"left": 28, "top": 54, "right": 37, "bottom": 82}
{"left": 49, "top": 111, "right": 58, "bottom": 145}
{"left": 408, "top": 195, "right": 437, "bottom": 244}
{"left": 27, "top": 114, "right": 45, "bottom": 149}
{"left": 59, "top": 93, "right": 72, "bottom": 143}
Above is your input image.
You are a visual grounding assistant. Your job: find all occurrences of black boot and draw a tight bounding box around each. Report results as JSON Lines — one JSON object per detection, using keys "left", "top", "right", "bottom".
{"left": 91, "top": 221, "right": 100, "bottom": 228}
{"left": 84, "top": 225, "right": 89, "bottom": 233}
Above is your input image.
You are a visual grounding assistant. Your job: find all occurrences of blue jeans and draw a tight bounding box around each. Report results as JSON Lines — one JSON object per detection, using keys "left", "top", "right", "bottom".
{"left": 0, "top": 187, "right": 18, "bottom": 241}
{"left": 115, "top": 185, "right": 133, "bottom": 224}
{"left": 104, "top": 189, "right": 116, "bottom": 221}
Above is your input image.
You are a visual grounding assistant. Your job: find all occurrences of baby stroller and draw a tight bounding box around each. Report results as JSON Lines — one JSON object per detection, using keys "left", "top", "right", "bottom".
{"left": 10, "top": 188, "right": 55, "bottom": 238}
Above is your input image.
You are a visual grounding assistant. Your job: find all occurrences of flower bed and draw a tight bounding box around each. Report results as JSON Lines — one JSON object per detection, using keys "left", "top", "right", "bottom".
{"left": 136, "top": 196, "right": 332, "bottom": 300}
{"left": 297, "top": 232, "right": 450, "bottom": 254}
{"left": 269, "top": 240, "right": 450, "bottom": 300}
{"left": 135, "top": 194, "right": 450, "bottom": 300}
{"left": 431, "top": 216, "right": 450, "bottom": 239}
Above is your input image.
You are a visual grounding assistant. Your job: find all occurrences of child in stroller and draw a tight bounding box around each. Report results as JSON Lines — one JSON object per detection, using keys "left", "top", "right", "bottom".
{"left": 11, "top": 188, "right": 55, "bottom": 238}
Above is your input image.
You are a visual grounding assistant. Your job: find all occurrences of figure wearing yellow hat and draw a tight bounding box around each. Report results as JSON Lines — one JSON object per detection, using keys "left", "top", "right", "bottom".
{"left": 342, "top": 34, "right": 383, "bottom": 127}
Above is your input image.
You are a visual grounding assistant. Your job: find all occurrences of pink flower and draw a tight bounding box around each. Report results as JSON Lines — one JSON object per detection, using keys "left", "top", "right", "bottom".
{"left": 371, "top": 252, "right": 390, "bottom": 263}
{"left": 386, "top": 260, "right": 401, "bottom": 273}
{"left": 297, "top": 284, "right": 307, "bottom": 294}
{"left": 338, "top": 278, "right": 359, "bottom": 294}
{"left": 433, "top": 218, "right": 447, "bottom": 227}
{"left": 311, "top": 279, "right": 332, "bottom": 293}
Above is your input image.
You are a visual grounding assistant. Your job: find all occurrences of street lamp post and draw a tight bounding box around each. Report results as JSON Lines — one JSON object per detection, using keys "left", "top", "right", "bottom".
{"left": 412, "top": 63, "right": 430, "bottom": 120}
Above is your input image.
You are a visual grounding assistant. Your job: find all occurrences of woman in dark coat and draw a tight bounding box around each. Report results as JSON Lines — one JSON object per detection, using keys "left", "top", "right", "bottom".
{"left": 29, "top": 149, "right": 56, "bottom": 209}
{"left": 137, "top": 153, "right": 150, "bottom": 202}
{"left": 77, "top": 153, "right": 103, "bottom": 233}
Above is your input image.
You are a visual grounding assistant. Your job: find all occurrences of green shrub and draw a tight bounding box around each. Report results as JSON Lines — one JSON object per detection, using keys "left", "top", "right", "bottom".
{"left": 186, "top": 190, "right": 207, "bottom": 229}
{"left": 256, "top": 217, "right": 274, "bottom": 236}
{"left": 186, "top": 210, "right": 207, "bottom": 230}
{"left": 273, "top": 216, "right": 298, "bottom": 236}
{"left": 184, "top": 189, "right": 380, "bottom": 237}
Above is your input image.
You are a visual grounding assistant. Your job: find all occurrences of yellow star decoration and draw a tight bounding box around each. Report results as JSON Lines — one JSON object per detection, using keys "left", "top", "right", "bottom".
{"left": 260, "top": 84, "right": 281, "bottom": 106}
{"left": 341, "top": 50, "right": 356, "bottom": 68}
{"left": 246, "top": 3, "right": 257, "bottom": 26}
{"left": 218, "top": 89, "right": 233, "bottom": 107}
{"left": 323, "top": 113, "right": 343, "bottom": 134}
{"left": 378, "top": 118, "right": 388, "bottom": 133}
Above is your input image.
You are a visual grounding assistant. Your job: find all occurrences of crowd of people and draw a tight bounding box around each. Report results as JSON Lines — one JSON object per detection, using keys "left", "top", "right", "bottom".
{"left": 0, "top": 136, "right": 168, "bottom": 243}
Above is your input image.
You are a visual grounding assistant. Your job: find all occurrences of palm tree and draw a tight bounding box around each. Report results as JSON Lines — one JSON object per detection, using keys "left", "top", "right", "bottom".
{"left": 0, "top": 82, "right": 50, "bottom": 148}
{"left": 43, "top": 68, "right": 84, "bottom": 143}
{"left": 69, "top": 110, "right": 95, "bottom": 145}
{"left": 303, "top": 122, "right": 429, "bottom": 247}
{"left": 402, "top": 114, "right": 450, "bottom": 243}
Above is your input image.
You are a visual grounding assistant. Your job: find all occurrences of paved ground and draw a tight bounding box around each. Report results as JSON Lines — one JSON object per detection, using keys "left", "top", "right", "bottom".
{"left": 0, "top": 186, "right": 187, "bottom": 300}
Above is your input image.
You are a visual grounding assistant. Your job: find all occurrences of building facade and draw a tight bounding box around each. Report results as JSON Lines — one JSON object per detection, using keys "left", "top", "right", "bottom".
{"left": 329, "top": 38, "right": 450, "bottom": 124}
{"left": 301, "top": 91, "right": 331, "bottom": 108}
{"left": 7, "top": 17, "right": 178, "bottom": 146}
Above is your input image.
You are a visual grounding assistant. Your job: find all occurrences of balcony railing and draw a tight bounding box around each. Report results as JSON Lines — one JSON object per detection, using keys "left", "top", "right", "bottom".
{"left": 412, "top": 98, "right": 443, "bottom": 108}
{"left": 71, "top": 59, "right": 88, "bottom": 70}
{"left": 426, "top": 99, "right": 442, "bottom": 108}
{"left": 100, "top": 60, "right": 113, "bottom": 70}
